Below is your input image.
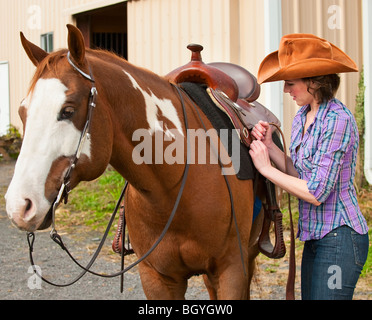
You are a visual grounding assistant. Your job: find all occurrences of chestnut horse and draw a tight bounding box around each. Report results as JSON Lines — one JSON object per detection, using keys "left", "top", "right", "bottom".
{"left": 5, "top": 25, "right": 262, "bottom": 299}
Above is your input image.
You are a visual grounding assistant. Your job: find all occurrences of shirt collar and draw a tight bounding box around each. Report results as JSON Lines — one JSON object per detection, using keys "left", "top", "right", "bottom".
{"left": 296, "top": 98, "right": 335, "bottom": 123}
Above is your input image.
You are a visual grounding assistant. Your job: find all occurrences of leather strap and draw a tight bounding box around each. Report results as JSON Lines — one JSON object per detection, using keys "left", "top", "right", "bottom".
{"left": 269, "top": 123, "right": 296, "bottom": 300}
{"left": 258, "top": 178, "right": 286, "bottom": 259}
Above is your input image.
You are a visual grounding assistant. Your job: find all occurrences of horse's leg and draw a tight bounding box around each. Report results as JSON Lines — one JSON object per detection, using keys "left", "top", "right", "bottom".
{"left": 203, "top": 255, "right": 249, "bottom": 300}
{"left": 220, "top": 266, "right": 250, "bottom": 300}
{"left": 247, "top": 211, "right": 264, "bottom": 298}
{"left": 203, "top": 210, "right": 264, "bottom": 300}
{"left": 202, "top": 274, "right": 218, "bottom": 300}
{"left": 247, "top": 243, "right": 260, "bottom": 299}
{"left": 139, "top": 262, "right": 188, "bottom": 300}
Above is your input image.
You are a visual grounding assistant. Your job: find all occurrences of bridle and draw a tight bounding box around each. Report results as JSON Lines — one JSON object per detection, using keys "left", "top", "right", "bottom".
{"left": 27, "top": 52, "right": 191, "bottom": 289}
{"left": 50, "top": 52, "right": 98, "bottom": 234}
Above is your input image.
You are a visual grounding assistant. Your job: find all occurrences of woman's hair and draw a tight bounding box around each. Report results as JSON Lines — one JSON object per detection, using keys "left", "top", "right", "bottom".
{"left": 302, "top": 74, "right": 340, "bottom": 104}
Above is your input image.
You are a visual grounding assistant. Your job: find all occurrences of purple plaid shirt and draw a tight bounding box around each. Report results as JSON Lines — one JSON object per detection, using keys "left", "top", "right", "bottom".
{"left": 290, "top": 98, "right": 368, "bottom": 241}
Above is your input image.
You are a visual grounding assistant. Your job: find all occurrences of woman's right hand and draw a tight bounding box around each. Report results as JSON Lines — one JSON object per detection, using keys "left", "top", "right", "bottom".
{"left": 251, "top": 121, "right": 273, "bottom": 147}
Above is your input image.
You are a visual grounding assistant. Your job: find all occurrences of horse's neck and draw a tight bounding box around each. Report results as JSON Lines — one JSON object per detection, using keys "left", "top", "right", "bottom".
{"left": 95, "top": 57, "right": 186, "bottom": 198}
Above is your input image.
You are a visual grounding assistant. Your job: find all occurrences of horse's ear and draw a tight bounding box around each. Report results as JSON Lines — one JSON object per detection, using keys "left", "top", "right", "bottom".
{"left": 20, "top": 32, "right": 48, "bottom": 67}
{"left": 67, "top": 24, "right": 86, "bottom": 65}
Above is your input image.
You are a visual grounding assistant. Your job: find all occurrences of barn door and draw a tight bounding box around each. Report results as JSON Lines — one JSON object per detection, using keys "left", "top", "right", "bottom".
{"left": 75, "top": 2, "right": 128, "bottom": 59}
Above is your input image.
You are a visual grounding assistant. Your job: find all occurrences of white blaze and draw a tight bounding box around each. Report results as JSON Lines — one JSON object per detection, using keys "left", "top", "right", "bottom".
{"left": 6, "top": 78, "right": 91, "bottom": 226}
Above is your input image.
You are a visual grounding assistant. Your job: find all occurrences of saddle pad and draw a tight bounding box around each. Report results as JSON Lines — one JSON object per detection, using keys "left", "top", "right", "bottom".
{"left": 181, "top": 82, "right": 255, "bottom": 181}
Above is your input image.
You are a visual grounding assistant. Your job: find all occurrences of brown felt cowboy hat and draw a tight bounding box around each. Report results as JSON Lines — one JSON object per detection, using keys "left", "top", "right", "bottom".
{"left": 257, "top": 33, "right": 358, "bottom": 84}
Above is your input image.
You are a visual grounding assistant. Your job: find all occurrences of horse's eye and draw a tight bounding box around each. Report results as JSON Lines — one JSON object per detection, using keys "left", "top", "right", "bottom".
{"left": 58, "top": 106, "right": 75, "bottom": 121}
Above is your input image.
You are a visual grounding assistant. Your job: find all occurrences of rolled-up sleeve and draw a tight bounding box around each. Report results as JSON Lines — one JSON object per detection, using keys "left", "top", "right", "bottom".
{"left": 307, "top": 114, "right": 351, "bottom": 203}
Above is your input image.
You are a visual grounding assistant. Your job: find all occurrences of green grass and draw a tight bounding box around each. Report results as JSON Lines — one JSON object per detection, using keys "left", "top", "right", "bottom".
{"left": 58, "top": 168, "right": 125, "bottom": 233}
{"left": 361, "top": 229, "right": 372, "bottom": 277}
{"left": 354, "top": 186, "right": 372, "bottom": 278}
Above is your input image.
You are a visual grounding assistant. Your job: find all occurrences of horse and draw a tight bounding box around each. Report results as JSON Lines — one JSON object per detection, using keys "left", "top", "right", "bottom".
{"left": 5, "top": 24, "right": 263, "bottom": 300}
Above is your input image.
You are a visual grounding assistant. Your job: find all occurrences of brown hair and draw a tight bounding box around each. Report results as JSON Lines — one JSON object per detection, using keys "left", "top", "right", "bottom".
{"left": 303, "top": 74, "right": 340, "bottom": 104}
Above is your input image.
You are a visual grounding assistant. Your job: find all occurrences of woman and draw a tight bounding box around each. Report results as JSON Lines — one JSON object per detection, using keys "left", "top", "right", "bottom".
{"left": 249, "top": 34, "right": 369, "bottom": 300}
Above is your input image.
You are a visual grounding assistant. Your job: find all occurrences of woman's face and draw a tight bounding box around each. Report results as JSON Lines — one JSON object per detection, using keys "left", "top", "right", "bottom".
{"left": 283, "top": 79, "right": 318, "bottom": 107}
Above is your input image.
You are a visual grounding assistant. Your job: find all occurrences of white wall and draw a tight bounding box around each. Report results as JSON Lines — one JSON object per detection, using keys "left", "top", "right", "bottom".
{"left": 0, "top": 61, "right": 10, "bottom": 136}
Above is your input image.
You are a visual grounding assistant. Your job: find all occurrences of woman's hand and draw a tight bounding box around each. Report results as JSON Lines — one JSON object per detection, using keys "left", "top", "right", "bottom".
{"left": 249, "top": 140, "right": 273, "bottom": 175}
{"left": 251, "top": 121, "right": 273, "bottom": 148}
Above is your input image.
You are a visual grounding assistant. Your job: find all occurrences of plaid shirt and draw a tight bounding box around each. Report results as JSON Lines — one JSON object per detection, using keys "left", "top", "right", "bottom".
{"left": 290, "top": 98, "right": 368, "bottom": 241}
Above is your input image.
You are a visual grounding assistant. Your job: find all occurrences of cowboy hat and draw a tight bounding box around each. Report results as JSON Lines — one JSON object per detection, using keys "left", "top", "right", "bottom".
{"left": 257, "top": 34, "right": 358, "bottom": 84}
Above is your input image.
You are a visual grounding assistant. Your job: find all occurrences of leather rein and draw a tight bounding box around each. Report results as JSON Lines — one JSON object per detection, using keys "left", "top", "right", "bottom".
{"left": 266, "top": 123, "right": 296, "bottom": 300}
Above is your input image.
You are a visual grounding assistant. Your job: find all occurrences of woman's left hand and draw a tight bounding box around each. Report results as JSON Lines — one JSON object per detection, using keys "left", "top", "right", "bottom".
{"left": 249, "top": 140, "right": 272, "bottom": 175}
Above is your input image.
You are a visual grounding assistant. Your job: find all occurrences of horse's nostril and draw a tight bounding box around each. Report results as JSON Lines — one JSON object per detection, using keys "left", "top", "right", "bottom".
{"left": 25, "top": 199, "right": 32, "bottom": 212}
{"left": 23, "top": 199, "right": 36, "bottom": 222}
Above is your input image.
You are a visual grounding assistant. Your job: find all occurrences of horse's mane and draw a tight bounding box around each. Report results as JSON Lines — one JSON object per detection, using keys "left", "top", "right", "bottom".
{"left": 28, "top": 47, "right": 161, "bottom": 95}
{"left": 87, "top": 48, "right": 126, "bottom": 65}
{"left": 87, "top": 48, "right": 164, "bottom": 82}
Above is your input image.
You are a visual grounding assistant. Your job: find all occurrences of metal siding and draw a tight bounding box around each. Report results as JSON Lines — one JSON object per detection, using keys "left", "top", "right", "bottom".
{"left": 239, "top": 0, "right": 266, "bottom": 76}
{"left": 128, "top": 0, "right": 234, "bottom": 76}
{"left": 0, "top": 0, "right": 364, "bottom": 139}
{"left": 0, "top": 62, "right": 10, "bottom": 135}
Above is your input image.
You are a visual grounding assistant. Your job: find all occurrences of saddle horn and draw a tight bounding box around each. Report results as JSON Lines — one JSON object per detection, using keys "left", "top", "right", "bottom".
{"left": 165, "top": 44, "right": 239, "bottom": 102}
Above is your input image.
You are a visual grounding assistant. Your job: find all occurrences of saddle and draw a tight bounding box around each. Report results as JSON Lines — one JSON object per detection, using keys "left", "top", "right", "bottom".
{"left": 165, "top": 45, "right": 281, "bottom": 149}
{"left": 166, "top": 44, "right": 240, "bottom": 102}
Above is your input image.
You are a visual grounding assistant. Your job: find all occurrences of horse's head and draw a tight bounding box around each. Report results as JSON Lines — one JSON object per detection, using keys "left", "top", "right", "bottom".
{"left": 6, "top": 25, "right": 112, "bottom": 232}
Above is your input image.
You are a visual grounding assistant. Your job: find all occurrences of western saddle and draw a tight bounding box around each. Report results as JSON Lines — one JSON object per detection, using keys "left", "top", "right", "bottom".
{"left": 166, "top": 44, "right": 281, "bottom": 148}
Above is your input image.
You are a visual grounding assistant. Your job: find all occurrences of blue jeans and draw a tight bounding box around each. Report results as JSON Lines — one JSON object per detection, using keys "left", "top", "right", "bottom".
{"left": 301, "top": 225, "right": 369, "bottom": 300}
